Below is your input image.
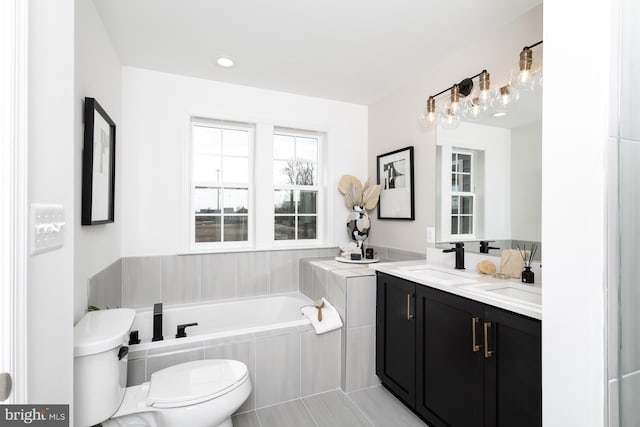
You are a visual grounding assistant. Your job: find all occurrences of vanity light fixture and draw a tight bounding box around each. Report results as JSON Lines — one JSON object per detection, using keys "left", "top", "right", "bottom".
{"left": 419, "top": 40, "right": 542, "bottom": 128}
{"left": 216, "top": 56, "right": 235, "bottom": 68}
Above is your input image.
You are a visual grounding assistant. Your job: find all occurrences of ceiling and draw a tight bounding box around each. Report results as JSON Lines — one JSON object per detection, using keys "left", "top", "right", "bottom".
{"left": 93, "top": 0, "right": 541, "bottom": 105}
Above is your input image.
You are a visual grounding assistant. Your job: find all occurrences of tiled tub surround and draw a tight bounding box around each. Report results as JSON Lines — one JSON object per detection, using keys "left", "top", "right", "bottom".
{"left": 88, "top": 247, "right": 338, "bottom": 310}
{"left": 299, "top": 247, "right": 423, "bottom": 393}
{"left": 126, "top": 323, "right": 341, "bottom": 414}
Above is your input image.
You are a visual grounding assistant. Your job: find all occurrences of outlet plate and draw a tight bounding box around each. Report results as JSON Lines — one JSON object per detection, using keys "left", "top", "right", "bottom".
{"left": 30, "top": 203, "right": 65, "bottom": 255}
{"left": 426, "top": 227, "right": 435, "bottom": 244}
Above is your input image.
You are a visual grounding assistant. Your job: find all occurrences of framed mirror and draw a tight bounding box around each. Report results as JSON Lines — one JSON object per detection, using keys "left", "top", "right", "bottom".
{"left": 435, "top": 88, "right": 541, "bottom": 259}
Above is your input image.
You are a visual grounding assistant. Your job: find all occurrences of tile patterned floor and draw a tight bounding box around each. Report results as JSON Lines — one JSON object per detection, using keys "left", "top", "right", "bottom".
{"left": 232, "top": 386, "right": 427, "bottom": 427}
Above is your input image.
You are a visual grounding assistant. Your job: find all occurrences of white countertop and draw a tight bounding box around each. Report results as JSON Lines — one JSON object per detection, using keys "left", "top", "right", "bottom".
{"left": 369, "top": 260, "right": 542, "bottom": 320}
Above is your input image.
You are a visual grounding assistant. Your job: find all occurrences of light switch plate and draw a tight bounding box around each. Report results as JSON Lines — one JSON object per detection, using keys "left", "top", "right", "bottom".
{"left": 426, "top": 227, "right": 435, "bottom": 244}
{"left": 30, "top": 203, "right": 65, "bottom": 255}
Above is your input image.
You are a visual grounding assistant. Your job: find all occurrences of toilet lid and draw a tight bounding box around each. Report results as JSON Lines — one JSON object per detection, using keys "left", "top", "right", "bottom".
{"left": 147, "top": 359, "right": 248, "bottom": 408}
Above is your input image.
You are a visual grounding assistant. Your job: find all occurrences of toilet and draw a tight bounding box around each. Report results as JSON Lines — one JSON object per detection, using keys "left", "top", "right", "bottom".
{"left": 74, "top": 308, "right": 251, "bottom": 427}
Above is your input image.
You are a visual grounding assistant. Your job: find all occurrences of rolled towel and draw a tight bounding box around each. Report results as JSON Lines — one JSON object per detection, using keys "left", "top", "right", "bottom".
{"left": 301, "top": 297, "right": 343, "bottom": 335}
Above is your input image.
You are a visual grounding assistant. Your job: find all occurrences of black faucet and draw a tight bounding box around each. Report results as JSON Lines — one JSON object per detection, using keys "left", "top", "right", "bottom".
{"left": 176, "top": 323, "right": 199, "bottom": 338}
{"left": 479, "top": 240, "right": 500, "bottom": 254}
{"left": 152, "top": 303, "right": 163, "bottom": 342}
{"left": 443, "top": 242, "right": 465, "bottom": 270}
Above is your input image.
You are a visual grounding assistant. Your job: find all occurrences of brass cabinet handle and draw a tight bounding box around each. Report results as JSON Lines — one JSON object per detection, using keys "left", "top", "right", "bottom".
{"left": 472, "top": 317, "right": 480, "bottom": 352}
{"left": 407, "top": 293, "right": 414, "bottom": 320}
{"left": 484, "top": 322, "right": 493, "bottom": 358}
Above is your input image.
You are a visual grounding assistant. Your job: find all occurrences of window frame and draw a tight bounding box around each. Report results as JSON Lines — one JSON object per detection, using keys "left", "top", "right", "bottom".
{"left": 189, "top": 118, "right": 255, "bottom": 250}
{"left": 444, "top": 148, "right": 477, "bottom": 241}
{"left": 272, "top": 127, "right": 324, "bottom": 245}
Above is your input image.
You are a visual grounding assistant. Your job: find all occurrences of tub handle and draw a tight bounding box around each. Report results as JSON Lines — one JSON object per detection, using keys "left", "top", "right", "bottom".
{"left": 176, "top": 322, "right": 199, "bottom": 339}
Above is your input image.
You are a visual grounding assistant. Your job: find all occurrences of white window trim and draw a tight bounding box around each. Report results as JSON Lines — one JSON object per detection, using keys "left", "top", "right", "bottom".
{"left": 0, "top": 0, "right": 28, "bottom": 403}
{"left": 189, "top": 118, "right": 255, "bottom": 251}
{"left": 272, "top": 127, "right": 324, "bottom": 245}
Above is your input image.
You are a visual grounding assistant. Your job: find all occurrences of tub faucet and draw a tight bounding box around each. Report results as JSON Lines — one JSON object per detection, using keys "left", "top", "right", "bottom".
{"left": 152, "top": 303, "right": 163, "bottom": 342}
{"left": 443, "top": 242, "right": 465, "bottom": 270}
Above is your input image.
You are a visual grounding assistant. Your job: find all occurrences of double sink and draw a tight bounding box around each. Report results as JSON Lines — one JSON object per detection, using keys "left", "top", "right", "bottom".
{"left": 392, "top": 264, "right": 542, "bottom": 316}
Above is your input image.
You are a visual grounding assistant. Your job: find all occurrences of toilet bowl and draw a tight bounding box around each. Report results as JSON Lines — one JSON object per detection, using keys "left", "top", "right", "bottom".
{"left": 73, "top": 309, "right": 251, "bottom": 427}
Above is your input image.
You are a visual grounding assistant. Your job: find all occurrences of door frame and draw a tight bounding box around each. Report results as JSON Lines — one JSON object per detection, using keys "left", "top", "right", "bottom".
{"left": 1, "top": 0, "right": 29, "bottom": 404}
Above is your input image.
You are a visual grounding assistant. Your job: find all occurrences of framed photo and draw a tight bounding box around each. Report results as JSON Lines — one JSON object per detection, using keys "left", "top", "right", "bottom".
{"left": 82, "top": 97, "right": 116, "bottom": 225}
{"left": 377, "top": 146, "right": 415, "bottom": 220}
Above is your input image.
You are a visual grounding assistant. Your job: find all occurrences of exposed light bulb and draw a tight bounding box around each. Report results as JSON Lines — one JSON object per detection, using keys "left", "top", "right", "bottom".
{"left": 439, "top": 107, "right": 460, "bottom": 129}
{"left": 448, "top": 85, "right": 461, "bottom": 115}
{"left": 463, "top": 97, "right": 483, "bottom": 120}
{"left": 510, "top": 47, "right": 541, "bottom": 91}
{"left": 491, "top": 85, "right": 519, "bottom": 115}
{"left": 419, "top": 96, "right": 438, "bottom": 127}
{"left": 478, "top": 70, "right": 491, "bottom": 103}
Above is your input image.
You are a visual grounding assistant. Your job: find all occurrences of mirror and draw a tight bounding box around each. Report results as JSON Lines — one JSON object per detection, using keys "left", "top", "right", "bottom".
{"left": 435, "top": 88, "right": 542, "bottom": 259}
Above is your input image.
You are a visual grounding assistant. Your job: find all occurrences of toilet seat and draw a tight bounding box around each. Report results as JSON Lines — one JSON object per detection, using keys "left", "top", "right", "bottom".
{"left": 147, "top": 359, "right": 249, "bottom": 408}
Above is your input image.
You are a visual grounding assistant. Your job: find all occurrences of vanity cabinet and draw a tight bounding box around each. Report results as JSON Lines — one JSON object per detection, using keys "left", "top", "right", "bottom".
{"left": 376, "top": 272, "right": 541, "bottom": 427}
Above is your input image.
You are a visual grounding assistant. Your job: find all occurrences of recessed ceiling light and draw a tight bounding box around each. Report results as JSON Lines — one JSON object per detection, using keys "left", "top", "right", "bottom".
{"left": 216, "top": 57, "right": 235, "bottom": 68}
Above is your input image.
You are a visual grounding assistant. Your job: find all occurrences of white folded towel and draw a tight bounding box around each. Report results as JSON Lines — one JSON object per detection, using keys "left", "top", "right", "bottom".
{"left": 301, "top": 297, "right": 343, "bottom": 335}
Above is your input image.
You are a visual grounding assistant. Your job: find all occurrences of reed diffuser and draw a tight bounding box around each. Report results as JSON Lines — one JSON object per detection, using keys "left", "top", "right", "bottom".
{"left": 518, "top": 243, "right": 537, "bottom": 284}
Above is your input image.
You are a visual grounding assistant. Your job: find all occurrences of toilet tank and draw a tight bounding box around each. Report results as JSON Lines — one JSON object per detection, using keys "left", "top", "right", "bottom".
{"left": 74, "top": 308, "right": 136, "bottom": 427}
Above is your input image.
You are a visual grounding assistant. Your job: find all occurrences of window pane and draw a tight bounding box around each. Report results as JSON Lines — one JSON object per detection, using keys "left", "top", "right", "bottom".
{"left": 451, "top": 216, "right": 459, "bottom": 234}
{"left": 461, "top": 216, "right": 472, "bottom": 234}
{"left": 274, "top": 134, "right": 295, "bottom": 159}
{"left": 274, "top": 190, "right": 295, "bottom": 213}
{"left": 298, "top": 216, "right": 317, "bottom": 239}
{"left": 193, "top": 155, "right": 221, "bottom": 182}
{"left": 222, "top": 157, "right": 249, "bottom": 183}
{"left": 196, "top": 216, "right": 221, "bottom": 242}
{"left": 451, "top": 174, "right": 458, "bottom": 192}
{"left": 274, "top": 216, "right": 295, "bottom": 240}
{"left": 299, "top": 191, "right": 317, "bottom": 214}
{"left": 224, "top": 216, "right": 248, "bottom": 241}
{"left": 193, "top": 126, "right": 221, "bottom": 155}
{"left": 461, "top": 196, "right": 473, "bottom": 214}
{"left": 194, "top": 187, "right": 221, "bottom": 213}
{"left": 451, "top": 153, "right": 457, "bottom": 172}
{"left": 460, "top": 154, "right": 472, "bottom": 172}
{"left": 451, "top": 196, "right": 459, "bottom": 214}
{"left": 296, "top": 137, "right": 317, "bottom": 162}
{"left": 295, "top": 161, "right": 316, "bottom": 186}
{"left": 223, "top": 188, "right": 248, "bottom": 213}
{"left": 462, "top": 174, "right": 471, "bottom": 192}
{"left": 223, "top": 129, "right": 249, "bottom": 156}
{"left": 274, "top": 160, "right": 295, "bottom": 185}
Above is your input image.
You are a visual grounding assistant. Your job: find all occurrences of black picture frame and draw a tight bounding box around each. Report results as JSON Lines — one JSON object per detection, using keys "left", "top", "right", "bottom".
{"left": 377, "top": 146, "right": 415, "bottom": 220}
{"left": 82, "top": 97, "right": 116, "bottom": 225}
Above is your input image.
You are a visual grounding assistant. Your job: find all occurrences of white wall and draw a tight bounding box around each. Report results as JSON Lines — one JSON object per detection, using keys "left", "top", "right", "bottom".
{"left": 74, "top": 0, "right": 122, "bottom": 323}
{"left": 120, "top": 67, "right": 368, "bottom": 256}
{"left": 27, "top": 0, "right": 74, "bottom": 405}
{"left": 542, "top": 0, "right": 609, "bottom": 424}
{"left": 367, "top": 5, "right": 542, "bottom": 253}
{"left": 511, "top": 121, "right": 542, "bottom": 241}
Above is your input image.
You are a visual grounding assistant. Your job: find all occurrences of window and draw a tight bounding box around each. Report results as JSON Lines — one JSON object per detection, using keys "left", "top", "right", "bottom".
{"left": 273, "top": 129, "right": 321, "bottom": 241}
{"left": 191, "top": 120, "right": 252, "bottom": 246}
{"left": 450, "top": 150, "right": 475, "bottom": 237}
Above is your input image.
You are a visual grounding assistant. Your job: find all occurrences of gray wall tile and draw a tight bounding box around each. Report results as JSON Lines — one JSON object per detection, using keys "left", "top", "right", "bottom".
{"left": 301, "top": 330, "right": 341, "bottom": 396}
{"left": 346, "top": 276, "right": 376, "bottom": 328}
{"left": 621, "top": 369, "right": 640, "bottom": 426}
{"left": 255, "top": 333, "right": 301, "bottom": 408}
{"left": 303, "top": 390, "right": 372, "bottom": 427}
{"left": 202, "top": 253, "right": 238, "bottom": 301}
{"left": 326, "top": 273, "right": 346, "bottom": 320}
{"left": 237, "top": 252, "right": 270, "bottom": 297}
{"left": 122, "top": 256, "right": 162, "bottom": 308}
{"left": 311, "top": 264, "right": 329, "bottom": 301}
{"left": 257, "top": 400, "right": 315, "bottom": 427}
{"left": 345, "top": 326, "right": 379, "bottom": 392}
{"left": 270, "top": 250, "right": 299, "bottom": 294}
{"left": 127, "top": 358, "right": 146, "bottom": 387}
{"left": 103, "top": 258, "right": 123, "bottom": 309}
{"left": 386, "top": 248, "right": 424, "bottom": 261}
{"left": 205, "top": 340, "right": 256, "bottom": 413}
{"left": 299, "top": 260, "right": 313, "bottom": 299}
{"left": 161, "top": 255, "right": 202, "bottom": 305}
{"left": 145, "top": 348, "right": 204, "bottom": 380}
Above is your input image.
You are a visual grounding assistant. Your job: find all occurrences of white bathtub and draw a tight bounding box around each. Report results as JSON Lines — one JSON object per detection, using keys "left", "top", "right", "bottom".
{"left": 129, "top": 293, "right": 313, "bottom": 351}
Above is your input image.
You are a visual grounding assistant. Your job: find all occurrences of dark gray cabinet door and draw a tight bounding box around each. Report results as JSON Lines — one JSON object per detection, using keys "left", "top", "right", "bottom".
{"left": 376, "top": 272, "right": 416, "bottom": 406}
{"left": 416, "top": 285, "right": 485, "bottom": 427}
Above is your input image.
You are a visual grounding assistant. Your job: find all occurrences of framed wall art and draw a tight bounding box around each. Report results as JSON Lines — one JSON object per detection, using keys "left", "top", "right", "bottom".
{"left": 377, "top": 146, "right": 415, "bottom": 220}
{"left": 82, "top": 97, "right": 116, "bottom": 225}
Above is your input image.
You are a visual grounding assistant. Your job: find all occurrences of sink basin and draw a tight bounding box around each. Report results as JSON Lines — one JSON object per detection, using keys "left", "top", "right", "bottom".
{"left": 399, "top": 265, "right": 480, "bottom": 286}
{"left": 464, "top": 282, "right": 542, "bottom": 306}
